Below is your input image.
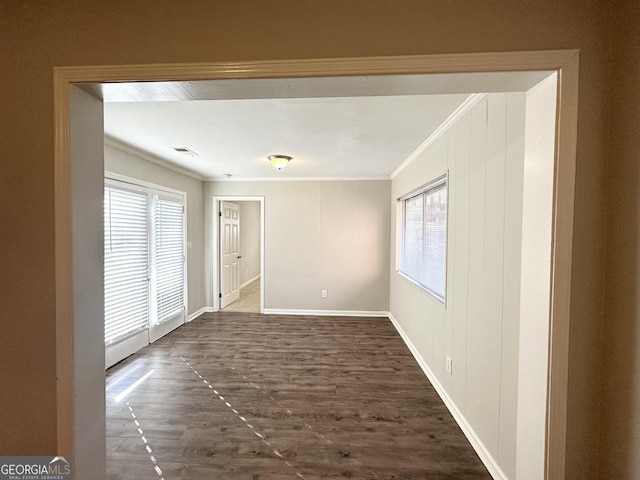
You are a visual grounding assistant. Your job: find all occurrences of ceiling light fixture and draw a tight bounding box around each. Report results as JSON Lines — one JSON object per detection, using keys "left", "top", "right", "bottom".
{"left": 268, "top": 154, "right": 292, "bottom": 170}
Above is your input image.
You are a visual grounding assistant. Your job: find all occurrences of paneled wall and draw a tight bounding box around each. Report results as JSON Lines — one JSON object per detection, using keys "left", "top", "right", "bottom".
{"left": 104, "top": 143, "right": 206, "bottom": 317}
{"left": 205, "top": 180, "right": 391, "bottom": 313}
{"left": 390, "top": 93, "right": 527, "bottom": 478}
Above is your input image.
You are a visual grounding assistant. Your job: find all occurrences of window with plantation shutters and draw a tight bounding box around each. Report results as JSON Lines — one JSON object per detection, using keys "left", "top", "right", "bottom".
{"left": 151, "top": 196, "right": 185, "bottom": 324}
{"left": 104, "top": 186, "right": 150, "bottom": 346}
{"left": 398, "top": 175, "right": 448, "bottom": 302}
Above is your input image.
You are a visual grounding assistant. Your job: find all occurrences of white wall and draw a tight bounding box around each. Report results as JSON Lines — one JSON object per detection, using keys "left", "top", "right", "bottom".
{"left": 389, "top": 93, "right": 527, "bottom": 479}
{"left": 237, "top": 201, "right": 261, "bottom": 286}
{"left": 104, "top": 143, "right": 206, "bottom": 317}
{"left": 205, "top": 180, "right": 391, "bottom": 313}
{"left": 516, "top": 73, "right": 556, "bottom": 480}
{"left": 71, "top": 87, "right": 106, "bottom": 479}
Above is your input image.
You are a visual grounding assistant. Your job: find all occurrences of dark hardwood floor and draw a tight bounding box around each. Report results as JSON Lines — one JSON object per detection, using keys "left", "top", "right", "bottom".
{"left": 106, "top": 312, "right": 491, "bottom": 480}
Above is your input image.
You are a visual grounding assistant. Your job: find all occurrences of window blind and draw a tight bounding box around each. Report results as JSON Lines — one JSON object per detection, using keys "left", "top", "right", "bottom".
{"left": 423, "top": 183, "right": 447, "bottom": 300}
{"left": 152, "top": 196, "right": 185, "bottom": 324}
{"left": 104, "top": 186, "right": 150, "bottom": 346}
{"left": 399, "top": 177, "right": 448, "bottom": 302}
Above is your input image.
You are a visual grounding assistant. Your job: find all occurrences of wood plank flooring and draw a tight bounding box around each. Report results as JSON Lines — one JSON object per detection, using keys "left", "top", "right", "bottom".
{"left": 106, "top": 312, "right": 491, "bottom": 480}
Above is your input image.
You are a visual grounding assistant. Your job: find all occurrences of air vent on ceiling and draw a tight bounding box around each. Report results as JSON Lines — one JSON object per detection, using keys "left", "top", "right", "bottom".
{"left": 171, "top": 147, "right": 198, "bottom": 157}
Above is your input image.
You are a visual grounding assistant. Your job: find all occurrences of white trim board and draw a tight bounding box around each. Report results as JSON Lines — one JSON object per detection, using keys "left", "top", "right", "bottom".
{"left": 387, "top": 313, "right": 508, "bottom": 480}
{"left": 55, "top": 52, "right": 580, "bottom": 477}
{"left": 105, "top": 136, "right": 205, "bottom": 181}
{"left": 187, "top": 307, "right": 215, "bottom": 322}
{"left": 211, "top": 196, "right": 265, "bottom": 314}
{"left": 207, "top": 176, "right": 391, "bottom": 182}
{"left": 240, "top": 275, "right": 260, "bottom": 290}
{"left": 390, "top": 93, "right": 487, "bottom": 180}
{"left": 105, "top": 171, "right": 188, "bottom": 198}
{"left": 264, "top": 309, "right": 390, "bottom": 317}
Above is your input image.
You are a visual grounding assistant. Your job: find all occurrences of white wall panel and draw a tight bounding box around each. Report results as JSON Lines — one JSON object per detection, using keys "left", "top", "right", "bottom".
{"left": 450, "top": 115, "right": 471, "bottom": 409}
{"left": 499, "top": 92, "right": 527, "bottom": 478}
{"left": 516, "top": 74, "right": 556, "bottom": 480}
{"left": 390, "top": 91, "right": 531, "bottom": 479}
{"left": 71, "top": 86, "right": 106, "bottom": 480}
{"left": 466, "top": 97, "right": 502, "bottom": 455}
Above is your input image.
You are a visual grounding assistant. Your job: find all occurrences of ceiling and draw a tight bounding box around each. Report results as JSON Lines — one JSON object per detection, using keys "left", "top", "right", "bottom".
{"left": 98, "top": 71, "right": 552, "bottom": 180}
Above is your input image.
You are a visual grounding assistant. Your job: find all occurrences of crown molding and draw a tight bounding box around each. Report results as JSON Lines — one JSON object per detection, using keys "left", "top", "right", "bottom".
{"left": 390, "top": 93, "right": 488, "bottom": 180}
{"left": 205, "top": 176, "right": 390, "bottom": 182}
{"left": 104, "top": 136, "right": 205, "bottom": 181}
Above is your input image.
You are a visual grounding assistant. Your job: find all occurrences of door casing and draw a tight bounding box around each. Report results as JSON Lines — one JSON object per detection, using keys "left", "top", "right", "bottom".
{"left": 54, "top": 51, "right": 580, "bottom": 479}
{"left": 212, "top": 196, "right": 265, "bottom": 313}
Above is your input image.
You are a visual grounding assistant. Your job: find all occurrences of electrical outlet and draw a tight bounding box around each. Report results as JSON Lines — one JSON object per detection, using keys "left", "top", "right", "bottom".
{"left": 321, "top": 290, "right": 328, "bottom": 298}
{"left": 186, "top": 242, "right": 193, "bottom": 250}
{"left": 446, "top": 356, "right": 452, "bottom": 375}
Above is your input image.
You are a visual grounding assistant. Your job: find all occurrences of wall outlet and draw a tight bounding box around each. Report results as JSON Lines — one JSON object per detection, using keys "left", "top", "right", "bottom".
{"left": 186, "top": 241, "right": 193, "bottom": 250}
{"left": 446, "top": 356, "right": 452, "bottom": 375}
{"left": 321, "top": 289, "right": 328, "bottom": 298}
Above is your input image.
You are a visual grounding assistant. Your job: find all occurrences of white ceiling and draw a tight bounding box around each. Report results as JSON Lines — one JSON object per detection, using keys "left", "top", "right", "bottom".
{"left": 104, "top": 94, "right": 470, "bottom": 179}
{"left": 100, "top": 71, "right": 552, "bottom": 180}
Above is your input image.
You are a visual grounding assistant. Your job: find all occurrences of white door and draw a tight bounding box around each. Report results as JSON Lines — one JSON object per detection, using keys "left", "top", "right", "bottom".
{"left": 149, "top": 194, "right": 186, "bottom": 342}
{"left": 220, "top": 201, "right": 240, "bottom": 308}
{"left": 104, "top": 184, "right": 150, "bottom": 368}
{"left": 104, "top": 180, "right": 187, "bottom": 368}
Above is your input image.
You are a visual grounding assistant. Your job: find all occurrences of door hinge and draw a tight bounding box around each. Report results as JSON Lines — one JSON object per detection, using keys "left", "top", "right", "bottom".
{"left": 219, "top": 211, "right": 222, "bottom": 217}
{"left": 219, "top": 293, "right": 222, "bottom": 299}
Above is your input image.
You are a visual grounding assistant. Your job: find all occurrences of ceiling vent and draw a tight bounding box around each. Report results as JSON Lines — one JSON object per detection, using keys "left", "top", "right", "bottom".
{"left": 171, "top": 147, "right": 198, "bottom": 157}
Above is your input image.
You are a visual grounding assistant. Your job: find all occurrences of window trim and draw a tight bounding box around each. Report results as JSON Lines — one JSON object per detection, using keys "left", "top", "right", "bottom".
{"left": 396, "top": 172, "right": 449, "bottom": 304}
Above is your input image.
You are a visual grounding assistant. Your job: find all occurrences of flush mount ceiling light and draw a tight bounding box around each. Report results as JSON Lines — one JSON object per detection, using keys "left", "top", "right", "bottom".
{"left": 268, "top": 154, "right": 292, "bottom": 170}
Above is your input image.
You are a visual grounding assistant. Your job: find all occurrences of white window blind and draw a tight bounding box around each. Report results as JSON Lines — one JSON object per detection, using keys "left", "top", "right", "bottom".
{"left": 104, "top": 186, "right": 150, "bottom": 346}
{"left": 423, "top": 183, "right": 447, "bottom": 299}
{"left": 399, "top": 176, "right": 448, "bottom": 302}
{"left": 152, "top": 196, "right": 185, "bottom": 324}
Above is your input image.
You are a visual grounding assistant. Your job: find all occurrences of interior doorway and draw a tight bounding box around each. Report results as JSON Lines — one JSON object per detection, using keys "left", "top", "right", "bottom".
{"left": 218, "top": 199, "right": 264, "bottom": 313}
{"left": 55, "top": 51, "right": 579, "bottom": 480}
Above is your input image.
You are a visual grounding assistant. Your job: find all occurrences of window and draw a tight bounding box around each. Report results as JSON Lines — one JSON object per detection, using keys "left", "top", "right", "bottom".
{"left": 398, "top": 175, "right": 448, "bottom": 302}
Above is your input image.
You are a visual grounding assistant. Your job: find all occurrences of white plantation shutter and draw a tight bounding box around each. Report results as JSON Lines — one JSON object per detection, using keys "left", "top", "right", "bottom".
{"left": 399, "top": 176, "right": 448, "bottom": 302}
{"left": 152, "top": 196, "right": 185, "bottom": 324}
{"left": 104, "top": 186, "right": 149, "bottom": 346}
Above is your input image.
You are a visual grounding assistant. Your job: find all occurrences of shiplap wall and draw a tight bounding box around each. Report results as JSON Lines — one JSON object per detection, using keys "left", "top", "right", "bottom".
{"left": 390, "top": 93, "right": 526, "bottom": 479}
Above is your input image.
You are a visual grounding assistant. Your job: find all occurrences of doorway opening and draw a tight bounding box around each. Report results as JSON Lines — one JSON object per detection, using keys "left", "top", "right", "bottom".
{"left": 55, "top": 51, "right": 579, "bottom": 480}
{"left": 214, "top": 197, "right": 265, "bottom": 313}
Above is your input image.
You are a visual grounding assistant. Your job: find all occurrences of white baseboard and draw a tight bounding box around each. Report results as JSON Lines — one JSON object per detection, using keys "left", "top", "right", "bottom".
{"left": 387, "top": 313, "right": 508, "bottom": 480}
{"left": 240, "top": 275, "right": 260, "bottom": 290}
{"left": 187, "top": 307, "right": 215, "bottom": 322}
{"left": 263, "top": 309, "right": 389, "bottom": 318}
